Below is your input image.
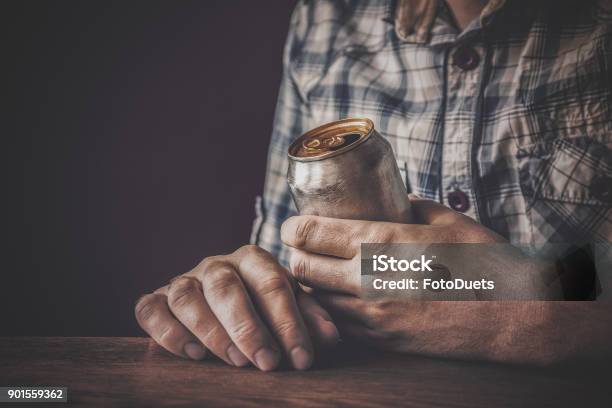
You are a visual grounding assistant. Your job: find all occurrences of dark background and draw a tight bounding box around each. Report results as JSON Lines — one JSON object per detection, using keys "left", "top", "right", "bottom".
{"left": 2, "top": 1, "right": 297, "bottom": 336}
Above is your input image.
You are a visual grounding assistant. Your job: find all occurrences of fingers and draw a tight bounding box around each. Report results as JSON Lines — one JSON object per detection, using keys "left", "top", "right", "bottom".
{"left": 289, "top": 248, "right": 360, "bottom": 295}
{"left": 138, "top": 245, "right": 323, "bottom": 371}
{"left": 233, "top": 245, "right": 314, "bottom": 370}
{"left": 296, "top": 291, "right": 340, "bottom": 348}
{"left": 196, "top": 256, "right": 282, "bottom": 371}
{"left": 166, "top": 276, "right": 249, "bottom": 367}
{"left": 281, "top": 216, "right": 361, "bottom": 259}
{"left": 135, "top": 293, "right": 207, "bottom": 360}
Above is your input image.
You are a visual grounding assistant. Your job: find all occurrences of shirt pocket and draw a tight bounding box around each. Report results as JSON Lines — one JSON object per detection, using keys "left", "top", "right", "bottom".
{"left": 510, "top": 28, "right": 612, "bottom": 242}
{"left": 514, "top": 136, "right": 612, "bottom": 243}
{"left": 515, "top": 29, "right": 611, "bottom": 150}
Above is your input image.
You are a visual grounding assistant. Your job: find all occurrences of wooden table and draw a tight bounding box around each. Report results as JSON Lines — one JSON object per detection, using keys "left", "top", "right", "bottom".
{"left": 0, "top": 337, "right": 608, "bottom": 407}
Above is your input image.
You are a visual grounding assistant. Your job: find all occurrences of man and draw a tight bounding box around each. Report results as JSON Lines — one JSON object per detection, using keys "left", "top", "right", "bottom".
{"left": 135, "top": 0, "right": 612, "bottom": 371}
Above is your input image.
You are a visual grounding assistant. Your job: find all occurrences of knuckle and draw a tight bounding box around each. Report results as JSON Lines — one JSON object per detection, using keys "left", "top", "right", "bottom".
{"left": 158, "top": 324, "right": 179, "bottom": 345}
{"left": 256, "top": 275, "right": 289, "bottom": 297}
{"left": 289, "top": 252, "right": 310, "bottom": 283}
{"left": 294, "top": 217, "right": 317, "bottom": 247}
{"left": 135, "top": 294, "right": 161, "bottom": 323}
{"left": 235, "top": 244, "right": 263, "bottom": 258}
{"left": 234, "top": 245, "right": 273, "bottom": 271}
{"left": 199, "top": 323, "right": 225, "bottom": 346}
{"left": 167, "top": 278, "right": 198, "bottom": 310}
{"left": 273, "top": 319, "right": 302, "bottom": 338}
{"left": 199, "top": 255, "right": 225, "bottom": 271}
{"left": 203, "top": 267, "right": 239, "bottom": 296}
{"left": 367, "top": 225, "right": 396, "bottom": 243}
{"left": 363, "top": 303, "right": 388, "bottom": 330}
{"left": 229, "top": 320, "right": 260, "bottom": 344}
{"left": 369, "top": 301, "right": 390, "bottom": 320}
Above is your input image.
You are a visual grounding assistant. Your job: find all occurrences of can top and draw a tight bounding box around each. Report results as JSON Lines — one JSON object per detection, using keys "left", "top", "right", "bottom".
{"left": 288, "top": 118, "right": 374, "bottom": 161}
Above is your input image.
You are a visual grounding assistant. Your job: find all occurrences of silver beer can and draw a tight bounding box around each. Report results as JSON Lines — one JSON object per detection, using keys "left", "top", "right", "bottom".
{"left": 287, "top": 118, "right": 411, "bottom": 223}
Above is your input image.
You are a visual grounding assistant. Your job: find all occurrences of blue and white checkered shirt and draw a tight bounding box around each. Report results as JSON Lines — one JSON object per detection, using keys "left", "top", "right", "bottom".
{"left": 251, "top": 0, "right": 612, "bottom": 270}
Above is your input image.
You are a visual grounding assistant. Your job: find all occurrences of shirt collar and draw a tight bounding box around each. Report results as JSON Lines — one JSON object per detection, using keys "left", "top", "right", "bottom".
{"left": 394, "top": 0, "right": 507, "bottom": 44}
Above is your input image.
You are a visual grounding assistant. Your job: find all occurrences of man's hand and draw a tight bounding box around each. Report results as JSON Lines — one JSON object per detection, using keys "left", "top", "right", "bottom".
{"left": 281, "top": 194, "right": 533, "bottom": 296}
{"left": 135, "top": 245, "right": 339, "bottom": 371}
{"left": 280, "top": 195, "right": 567, "bottom": 360}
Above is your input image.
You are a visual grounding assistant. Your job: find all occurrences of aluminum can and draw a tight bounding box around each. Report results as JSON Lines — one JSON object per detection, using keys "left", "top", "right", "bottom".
{"left": 287, "top": 118, "right": 411, "bottom": 223}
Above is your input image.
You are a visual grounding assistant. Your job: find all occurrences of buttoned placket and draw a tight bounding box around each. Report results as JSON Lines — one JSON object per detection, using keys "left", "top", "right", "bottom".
{"left": 440, "top": 40, "right": 486, "bottom": 219}
{"left": 393, "top": 1, "right": 500, "bottom": 221}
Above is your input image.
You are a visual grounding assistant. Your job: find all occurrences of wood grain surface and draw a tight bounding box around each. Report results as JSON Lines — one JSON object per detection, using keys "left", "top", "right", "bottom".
{"left": 0, "top": 337, "right": 608, "bottom": 407}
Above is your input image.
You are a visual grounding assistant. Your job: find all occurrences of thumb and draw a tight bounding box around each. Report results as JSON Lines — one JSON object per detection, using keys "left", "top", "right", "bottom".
{"left": 408, "top": 194, "right": 464, "bottom": 225}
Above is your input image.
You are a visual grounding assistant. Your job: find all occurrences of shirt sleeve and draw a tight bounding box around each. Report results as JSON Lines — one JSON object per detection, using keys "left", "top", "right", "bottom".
{"left": 250, "top": 1, "right": 311, "bottom": 268}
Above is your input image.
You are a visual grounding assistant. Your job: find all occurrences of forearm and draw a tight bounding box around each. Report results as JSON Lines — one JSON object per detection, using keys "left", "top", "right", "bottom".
{"left": 398, "top": 301, "right": 612, "bottom": 365}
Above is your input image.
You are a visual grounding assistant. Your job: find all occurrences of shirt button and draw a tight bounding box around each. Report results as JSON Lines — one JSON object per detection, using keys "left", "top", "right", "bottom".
{"left": 452, "top": 46, "right": 480, "bottom": 71}
{"left": 448, "top": 190, "right": 470, "bottom": 212}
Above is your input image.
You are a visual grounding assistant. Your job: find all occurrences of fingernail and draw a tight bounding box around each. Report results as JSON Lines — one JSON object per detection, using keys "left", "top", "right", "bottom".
{"left": 290, "top": 346, "right": 312, "bottom": 370}
{"left": 227, "top": 344, "right": 250, "bottom": 367}
{"left": 253, "top": 347, "right": 280, "bottom": 371}
{"left": 184, "top": 342, "right": 206, "bottom": 360}
{"left": 321, "top": 321, "right": 340, "bottom": 343}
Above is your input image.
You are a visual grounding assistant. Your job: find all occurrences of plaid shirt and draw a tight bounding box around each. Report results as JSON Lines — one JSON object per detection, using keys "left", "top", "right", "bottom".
{"left": 251, "top": 0, "right": 612, "bottom": 270}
